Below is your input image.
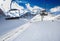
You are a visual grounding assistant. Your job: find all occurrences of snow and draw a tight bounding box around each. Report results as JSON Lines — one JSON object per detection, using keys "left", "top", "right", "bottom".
{"left": 0, "top": 21, "right": 31, "bottom": 41}
{"left": 52, "top": 14, "right": 60, "bottom": 21}
{"left": 11, "top": 2, "right": 25, "bottom": 14}
{"left": 0, "top": 12, "right": 35, "bottom": 41}
{"left": 25, "top": 3, "right": 44, "bottom": 11}
{"left": 0, "top": 0, "right": 26, "bottom": 17}
{"left": 0, "top": 0, "right": 60, "bottom": 41}
{"left": 13, "top": 21, "right": 60, "bottom": 41}
{"left": 25, "top": 3, "right": 45, "bottom": 14}
{"left": 0, "top": 16, "right": 32, "bottom": 37}
{"left": 0, "top": 0, "right": 11, "bottom": 12}
{"left": 30, "top": 14, "right": 54, "bottom": 22}
{"left": 0, "top": 0, "right": 44, "bottom": 17}
{"left": 0, "top": 14, "right": 60, "bottom": 41}
{"left": 0, "top": 16, "right": 33, "bottom": 41}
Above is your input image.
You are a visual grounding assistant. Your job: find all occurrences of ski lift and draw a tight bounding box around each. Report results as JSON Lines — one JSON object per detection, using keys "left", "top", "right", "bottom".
{"left": 40, "top": 10, "right": 48, "bottom": 16}
{"left": 40, "top": 10, "right": 48, "bottom": 21}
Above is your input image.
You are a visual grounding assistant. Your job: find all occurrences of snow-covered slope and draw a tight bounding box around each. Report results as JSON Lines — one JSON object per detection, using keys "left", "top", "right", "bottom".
{"left": 0, "top": 16, "right": 28, "bottom": 37}
{"left": 13, "top": 21, "right": 60, "bottom": 41}
{"left": 31, "top": 13, "right": 54, "bottom": 22}
{"left": 0, "top": 13, "right": 60, "bottom": 41}
{"left": 11, "top": 2, "right": 26, "bottom": 14}
{"left": 0, "top": 13, "right": 34, "bottom": 37}
{"left": 0, "top": 0, "right": 12, "bottom": 12}
{"left": 52, "top": 14, "right": 60, "bottom": 21}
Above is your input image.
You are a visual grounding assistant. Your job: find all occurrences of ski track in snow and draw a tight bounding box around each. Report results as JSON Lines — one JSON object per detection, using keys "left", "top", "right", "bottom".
{"left": 0, "top": 14, "right": 60, "bottom": 41}
{"left": 13, "top": 21, "right": 60, "bottom": 41}
{"left": 0, "top": 15, "right": 33, "bottom": 37}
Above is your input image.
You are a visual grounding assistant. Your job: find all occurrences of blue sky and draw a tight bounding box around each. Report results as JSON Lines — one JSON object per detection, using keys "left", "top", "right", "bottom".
{"left": 12, "top": 0, "right": 60, "bottom": 14}
{"left": 14, "top": 0, "right": 60, "bottom": 10}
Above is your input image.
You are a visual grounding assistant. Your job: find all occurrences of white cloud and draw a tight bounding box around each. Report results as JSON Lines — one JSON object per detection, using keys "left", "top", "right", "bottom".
{"left": 16, "top": 0, "right": 27, "bottom": 3}
{"left": 33, "top": 6, "right": 44, "bottom": 10}
{"left": 50, "top": 6, "right": 60, "bottom": 12}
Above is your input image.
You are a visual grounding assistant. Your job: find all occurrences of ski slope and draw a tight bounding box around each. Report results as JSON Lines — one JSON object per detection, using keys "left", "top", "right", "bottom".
{"left": 12, "top": 14, "right": 60, "bottom": 41}
{"left": 13, "top": 21, "right": 60, "bottom": 41}
{"left": 0, "top": 14, "right": 60, "bottom": 41}
{"left": 31, "top": 14, "right": 60, "bottom": 22}
{"left": 0, "top": 17, "right": 26, "bottom": 36}
{"left": 0, "top": 14, "right": 34, "bottom": 37}
{"left": 0, "top": 16, "right": 33, "bottom": 41}
{"left": 0, "top": 0, "right": 60, "bottom": 41}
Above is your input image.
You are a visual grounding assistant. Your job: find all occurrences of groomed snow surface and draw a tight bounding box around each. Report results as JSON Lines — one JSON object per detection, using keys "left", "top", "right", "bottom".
{"left": 13, "top": 21, "right": 60, "bottom": 41}
{"left": 0, "top": 15, "right": 33, "bottom": 36}
{"left": 0, "top": 14, "right": 60, "bottom": 41}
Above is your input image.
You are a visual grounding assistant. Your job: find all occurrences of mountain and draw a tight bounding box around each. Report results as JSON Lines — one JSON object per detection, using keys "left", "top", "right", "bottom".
{"left": 0, "top": 0, "right": 12, "bottom": 12}
{"left": 0, "top": 0, "right": 49, "bottom": 17}
{"left": 25, "top": 3, "right": 45, "bottom": 14}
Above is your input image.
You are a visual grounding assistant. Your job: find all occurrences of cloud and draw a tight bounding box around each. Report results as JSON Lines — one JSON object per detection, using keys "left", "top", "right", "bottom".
{"left": 50, "top": 6, "right": 60, "bottom": 12}
{"left": 16, "top": 0, "right": 27, "bottom": 3}
{"left": 33, "top": 6, "right": 44, "bottom": 10}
